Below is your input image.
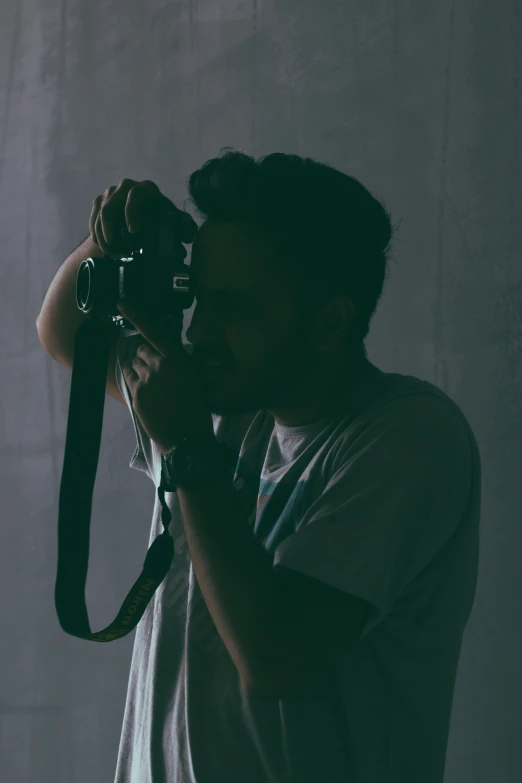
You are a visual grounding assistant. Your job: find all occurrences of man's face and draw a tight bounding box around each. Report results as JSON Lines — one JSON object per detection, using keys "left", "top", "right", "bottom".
{"left": 185, "top": 219, "right": 328, "bottom": 421}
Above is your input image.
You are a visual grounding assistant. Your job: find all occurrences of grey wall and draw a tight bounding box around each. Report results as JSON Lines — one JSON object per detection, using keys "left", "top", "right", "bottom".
{"left": 1, "top": 1, "right": 520, "bottom": 781}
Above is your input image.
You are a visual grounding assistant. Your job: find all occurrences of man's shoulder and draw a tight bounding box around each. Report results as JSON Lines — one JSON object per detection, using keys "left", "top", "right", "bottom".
{"left": 370, "top": 371, "right": 474, "bottom": 435}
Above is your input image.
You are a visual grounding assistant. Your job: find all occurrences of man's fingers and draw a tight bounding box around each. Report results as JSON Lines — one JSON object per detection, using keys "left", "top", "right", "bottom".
{"left": 117, "top": 301, "right": 182, "bottom": 357}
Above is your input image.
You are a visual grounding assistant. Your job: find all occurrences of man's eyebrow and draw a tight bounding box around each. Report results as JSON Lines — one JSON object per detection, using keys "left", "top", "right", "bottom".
{"left": 190, "top": 277, "right": 257, "bottom": 304}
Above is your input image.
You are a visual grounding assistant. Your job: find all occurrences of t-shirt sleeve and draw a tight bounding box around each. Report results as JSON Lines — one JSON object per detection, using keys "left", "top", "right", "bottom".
{"left": 114, "top": 329, "right": 157, "bottom": 479}
{"left": 273, "top": 394, "right": 475, "bottom": 637}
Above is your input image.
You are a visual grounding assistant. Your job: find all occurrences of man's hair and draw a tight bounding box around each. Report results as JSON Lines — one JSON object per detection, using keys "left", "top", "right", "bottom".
{"left": 185, "top": 147, "right": 401, "bottom": 349}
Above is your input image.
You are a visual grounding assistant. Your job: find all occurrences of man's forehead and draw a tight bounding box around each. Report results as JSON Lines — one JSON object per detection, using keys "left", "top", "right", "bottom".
{"left": 188, "top": 221, "right": 287, "bottom": 300}
{"left": 190, "top": 227, "right": 251, "bottom": 273}
{"left": 191, "top": 218, "right": 273, "bottom": 255}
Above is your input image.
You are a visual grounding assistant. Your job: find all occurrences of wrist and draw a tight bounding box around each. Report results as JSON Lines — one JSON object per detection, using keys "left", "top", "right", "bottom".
{"left": 160, "top": 435, "right": 229, "bottom": 493}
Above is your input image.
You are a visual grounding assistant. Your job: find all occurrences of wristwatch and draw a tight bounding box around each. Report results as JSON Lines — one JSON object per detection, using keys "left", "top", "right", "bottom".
{"left": 160, "top": 436, "right": 231, "bottom": 492}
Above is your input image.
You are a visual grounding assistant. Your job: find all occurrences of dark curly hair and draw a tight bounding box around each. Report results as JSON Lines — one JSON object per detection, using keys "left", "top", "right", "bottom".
{"left": 185, "top": 147, "right": 401, "bottom": 349}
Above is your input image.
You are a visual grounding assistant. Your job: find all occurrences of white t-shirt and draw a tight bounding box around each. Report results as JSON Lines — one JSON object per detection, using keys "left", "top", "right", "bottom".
{"left": 113, "top": 332, "right": 481, "bottom": 783}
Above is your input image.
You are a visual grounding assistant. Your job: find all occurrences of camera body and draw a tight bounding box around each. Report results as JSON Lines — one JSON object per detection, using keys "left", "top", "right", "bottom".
{"left": 75, "top": 231, "right": 195, "bottom": 337}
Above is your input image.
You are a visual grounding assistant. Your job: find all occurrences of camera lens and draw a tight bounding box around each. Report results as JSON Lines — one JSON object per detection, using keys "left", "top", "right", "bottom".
{"left": 76, "top": 260, "right": 92, "bottom": 312}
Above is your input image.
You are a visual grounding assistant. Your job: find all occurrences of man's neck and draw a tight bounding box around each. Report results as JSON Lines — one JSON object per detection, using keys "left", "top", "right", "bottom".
{"left": 272, "top": 347, "right": 377, "bottom": 428}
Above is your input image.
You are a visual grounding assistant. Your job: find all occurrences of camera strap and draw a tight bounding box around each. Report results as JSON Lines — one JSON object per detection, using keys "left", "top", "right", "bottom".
{"left": 54, "top": 316, "right": 174, "bottom": 641}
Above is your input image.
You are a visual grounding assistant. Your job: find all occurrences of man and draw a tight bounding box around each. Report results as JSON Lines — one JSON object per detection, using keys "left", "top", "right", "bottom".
{"left": 112, "top": 212, "right": 481, "bottom": 783}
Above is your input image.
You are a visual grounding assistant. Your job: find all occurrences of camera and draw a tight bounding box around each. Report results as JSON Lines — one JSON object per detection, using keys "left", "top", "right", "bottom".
{"left": 75, "top": 226, "right": 195, "bottom": 335}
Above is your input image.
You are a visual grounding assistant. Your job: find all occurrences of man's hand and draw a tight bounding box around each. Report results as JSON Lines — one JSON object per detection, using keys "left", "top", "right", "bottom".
{"left": 119, "top": 301, "right": 214, "bottom": 453}
{"left": 89, "top": 178, "right": 197, "bottom": 259}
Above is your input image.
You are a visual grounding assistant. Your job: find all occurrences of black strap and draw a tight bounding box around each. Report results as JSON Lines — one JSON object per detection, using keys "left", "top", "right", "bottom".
{"left": 54, "top": 317, "right": 174, "bottom": 641}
